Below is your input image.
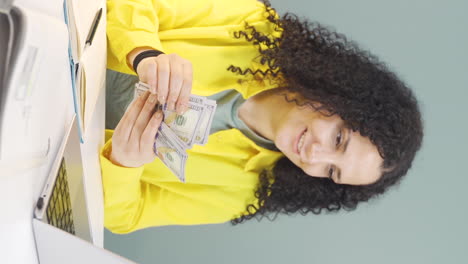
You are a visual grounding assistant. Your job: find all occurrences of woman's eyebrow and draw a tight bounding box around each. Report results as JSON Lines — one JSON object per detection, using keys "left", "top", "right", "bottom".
{"left": 337, "top": 129, "right": 351, "bottom": 183}
{"left": 343, "top": 129, "right": 351, "bottom": 154}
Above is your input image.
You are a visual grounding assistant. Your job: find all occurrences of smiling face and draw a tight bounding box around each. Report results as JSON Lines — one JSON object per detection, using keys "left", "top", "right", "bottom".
{"left": 273, "top": 99, "right": 384, "bottom": 186}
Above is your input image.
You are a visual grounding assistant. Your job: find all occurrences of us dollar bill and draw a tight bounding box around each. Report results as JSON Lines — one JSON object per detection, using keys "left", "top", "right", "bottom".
{"left": 135, "top": 82, "right": 216, "bottom": 146}
{"left": 154, "top": 122, "right": 187, "bottom": 182}
{"left": 135, "top": 82, "right": 205, "bottom": 146}
{"left": 194, "top": 100, "right": 217, "bottom": 145}
{"left": 162, "top": 102, "right": 203, "bottom": 147}
{"left": 134, "top": 82, "right": 150, "bottom": 98}
{"left": 135, "top": 81, "right": 218, "bottom": 182}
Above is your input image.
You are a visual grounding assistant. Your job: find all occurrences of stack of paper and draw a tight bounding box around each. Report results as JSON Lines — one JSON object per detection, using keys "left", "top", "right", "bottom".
{"left": 64, "top": 0, "right": 106, "bottom": 141}
{"left": 0, "top": 4, "right": 73, "bottom": 171}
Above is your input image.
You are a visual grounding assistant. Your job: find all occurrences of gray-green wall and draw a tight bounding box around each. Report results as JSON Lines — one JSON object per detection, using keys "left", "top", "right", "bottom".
{"left": 104, "top": 0, "right": 468, "bottom": 263}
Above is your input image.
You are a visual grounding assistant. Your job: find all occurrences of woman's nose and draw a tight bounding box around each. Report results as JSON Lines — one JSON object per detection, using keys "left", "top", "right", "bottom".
{"left": 302, "top": 142, "right": 336, "bottom": 165}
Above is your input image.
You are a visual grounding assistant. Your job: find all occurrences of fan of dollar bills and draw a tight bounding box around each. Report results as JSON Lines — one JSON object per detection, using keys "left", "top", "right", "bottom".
{"left": 134, "top": 82, "right": 217, "bottom": 183}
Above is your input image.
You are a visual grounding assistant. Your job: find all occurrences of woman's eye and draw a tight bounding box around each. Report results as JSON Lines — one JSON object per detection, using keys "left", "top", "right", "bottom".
{"left": 335, "top": 130, "right": 342, "bottom": 147}
{"left": 328, "top": 167, "right": 334, "bottom": 179}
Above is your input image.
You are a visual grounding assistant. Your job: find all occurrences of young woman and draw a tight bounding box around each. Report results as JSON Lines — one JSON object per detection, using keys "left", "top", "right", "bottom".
{"left": 102, "top": 0, "right": 423, "bottom": 234}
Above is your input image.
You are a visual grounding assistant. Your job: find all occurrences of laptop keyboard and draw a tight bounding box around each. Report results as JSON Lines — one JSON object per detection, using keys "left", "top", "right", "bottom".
{"left": 46, "top": 158, "right": 76, "bottom": 235}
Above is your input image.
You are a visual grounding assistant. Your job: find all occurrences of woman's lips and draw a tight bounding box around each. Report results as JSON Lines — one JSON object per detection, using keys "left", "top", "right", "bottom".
{"left": 295, "top": 128, "right": 306, "bottom": 155}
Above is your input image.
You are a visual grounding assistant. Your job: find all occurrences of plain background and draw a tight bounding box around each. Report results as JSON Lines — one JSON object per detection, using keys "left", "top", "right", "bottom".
{"left": 104, "top": 0, "right": 468, "bottom": 263}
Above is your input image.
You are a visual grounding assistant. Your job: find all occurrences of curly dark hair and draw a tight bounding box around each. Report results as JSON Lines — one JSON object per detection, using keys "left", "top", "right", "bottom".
{"left": 229, "top": 1, "right": 424, "bottom": 225}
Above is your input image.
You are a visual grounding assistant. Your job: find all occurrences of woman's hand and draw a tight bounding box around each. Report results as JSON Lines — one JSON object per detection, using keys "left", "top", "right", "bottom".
{"left": 109, "top": 91, "right": 163, "bottom": 168}
{"left": 129, "top": 48, "right": 193, "bottom": 115}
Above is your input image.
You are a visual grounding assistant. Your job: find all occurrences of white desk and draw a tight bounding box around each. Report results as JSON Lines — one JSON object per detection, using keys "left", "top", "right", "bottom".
{"left": 0, "top": 0, "right": 106, "bottom": 263}
{"left": 0, "top": 86, "right": 105, "bottom": 264}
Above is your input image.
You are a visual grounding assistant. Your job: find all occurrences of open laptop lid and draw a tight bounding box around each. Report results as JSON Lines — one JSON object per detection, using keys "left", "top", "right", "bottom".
{"left": 33, "top": 219, "right": 137, "bottom": 264}
{"left": 34, "top": 114, "right": 92, "bottom": 242}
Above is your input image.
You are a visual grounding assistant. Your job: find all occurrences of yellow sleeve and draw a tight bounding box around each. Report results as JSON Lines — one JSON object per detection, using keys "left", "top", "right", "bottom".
{"left": 99, "top": 139, "right": 145, "bottom": 233}
{"left": 104, "top": 180, "right": 252, "bottom": 234}
{"left": 107, "top": 0, "right": 274, "bottom": 74}
{"left": 107, "top": 0, "right": 165, "bottom": 73}
{"left": 100, "top": 132, "right": 253, "bottom": 234}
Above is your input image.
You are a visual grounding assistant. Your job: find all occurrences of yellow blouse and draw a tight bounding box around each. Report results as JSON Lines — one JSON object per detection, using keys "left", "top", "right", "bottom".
{"left": 103, "top": 0, "right": 283, "bottom": 234}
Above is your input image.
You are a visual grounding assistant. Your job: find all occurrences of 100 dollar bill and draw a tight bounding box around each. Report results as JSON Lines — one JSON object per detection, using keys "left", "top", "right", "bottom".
{"left": 135, "top": 82, "right": 215, "bottom": 147}
{"left": 154, "top": 123, "right": 187, "bottom": 182}
{"left": 135, "top": 82, "right": 218, "bottom": 182}
{"left": 162, "top": 102, "right": 203, "bottom": 147}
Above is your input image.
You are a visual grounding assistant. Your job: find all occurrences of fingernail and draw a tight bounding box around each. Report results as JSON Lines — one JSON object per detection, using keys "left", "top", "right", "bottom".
{"left": 158, "top": 95, "right": 165, "bottom": 105}
{"left": 139, "top": 91, "right": 148, "bottom": 99}
{"left": 155, "top": 111, "right": 162, "bottom": 119}
{"left": 177, "top": 104, "right": 187, "bottom": 115}
{"left": 168, "top": 102, "right": 175, "bottom": 111}
{"left": 148, "top": 94, "right": 156, "bottom": 103}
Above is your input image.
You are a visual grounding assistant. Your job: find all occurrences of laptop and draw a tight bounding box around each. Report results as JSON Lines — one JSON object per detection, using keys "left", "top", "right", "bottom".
{"left": 0, "top": 4, "right": 136, "bottom": 263}
{"left": 32, "top": 114, "right": 137, "bottom": 264}
{"left": 33, "top": 114, "right": 91, "bottom": 242}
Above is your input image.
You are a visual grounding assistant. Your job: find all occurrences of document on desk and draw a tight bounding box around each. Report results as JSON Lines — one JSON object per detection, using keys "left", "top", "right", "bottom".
{"left": 0, "top": 5, "right": 73, "bottom": 170}
{"left": 64, "top": 0, "right": 106, "bottom": 141}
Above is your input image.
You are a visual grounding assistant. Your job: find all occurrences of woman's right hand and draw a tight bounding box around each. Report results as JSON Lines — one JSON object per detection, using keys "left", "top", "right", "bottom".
{"left": 109, "top": 91, "right": 163, "bottom": 168}
{"left": 128, "top": 48, "right": 193, "bottom": 115}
